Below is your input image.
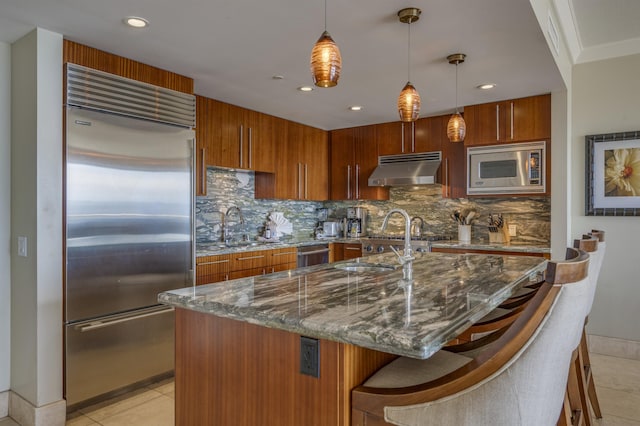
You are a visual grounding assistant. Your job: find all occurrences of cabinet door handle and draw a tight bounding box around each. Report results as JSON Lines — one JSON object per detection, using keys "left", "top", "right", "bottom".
{"left": 304, "top": 163, "right": 308, "bottom": 199}
{"left": 273, "top": 251, "right": 297, "bottom": 256}
{"left": 355, "top": 164, "right": 360, "bottom": 199}
{"left": 510, "top": 102, "right": 514, "bottom": 140}
{"left": 239, "top": 124, "right": 244, "bottom": 167}
{"left": 236, "top": 255, "right": 265, "bottom": 261}
{"left": 199, "top": 259, "right": 229, "bottom": 265}
{"left": 200, "top": 147, "right": 206, "bottom": 193}
{"left": 445, "top": 157, "right": 449, "bottom": 198}
{"left": 411, "top": 121, "right": 415, "bottom": 152}
{"left": 347, "top": 165, "right": 352, "bottom": 199}
{"left": 248, "top": 127, "right": 253, "bottom": 168}
{"left": 345, "top": 247, "right": 361, "bottom": 251}
{"left": 496, "top": 104, "right": 500, "bottom": 141}
{"left": 401, "top": 122, "right": 405, "bottom": 153}
{"left": 297, "top": 163, "right": 303, "bottom": 199}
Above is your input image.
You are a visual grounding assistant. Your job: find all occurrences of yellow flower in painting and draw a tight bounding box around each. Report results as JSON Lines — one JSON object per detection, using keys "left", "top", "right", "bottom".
{"left": 604, "top": 148, "right": 640, "bottom": 196}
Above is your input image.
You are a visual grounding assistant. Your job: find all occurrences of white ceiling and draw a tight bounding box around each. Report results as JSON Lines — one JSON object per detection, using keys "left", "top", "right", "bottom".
{"left": 0, "top": 0, "right": 635, "bottom": 130}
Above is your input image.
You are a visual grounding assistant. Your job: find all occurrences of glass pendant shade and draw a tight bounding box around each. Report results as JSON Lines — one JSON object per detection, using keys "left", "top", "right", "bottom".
{"left": 447, "top": 112, "right": 466, "bottom": 142}
{"left": 397, "top": 82, "right": 421, "bottom": 122}
{"left": 310, "top": 31, "right": 342, "bottom": 88}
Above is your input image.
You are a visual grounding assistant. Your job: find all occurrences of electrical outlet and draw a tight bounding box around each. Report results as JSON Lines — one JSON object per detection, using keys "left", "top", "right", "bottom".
{"left": 300, "top": 336, "right": 320, "bottom": 378}
{"left": 18, "top": 236, "right": 28, "bottom": 257}
{"left": 508, "top": 224, "right": 517, "bottom": 237}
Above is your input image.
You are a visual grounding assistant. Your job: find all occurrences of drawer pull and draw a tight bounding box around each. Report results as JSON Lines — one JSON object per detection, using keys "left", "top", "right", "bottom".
{"left": 273, "top": 251, "right": 297, "bottom": 256}
{"left": 236, "top": 255, "right": 265, "bottom": 261}
{"left": 199, "top": 259, "right": 229, "bottom": 265}
{"left": 345, "top": 247, "right": 361, "bottom": 251}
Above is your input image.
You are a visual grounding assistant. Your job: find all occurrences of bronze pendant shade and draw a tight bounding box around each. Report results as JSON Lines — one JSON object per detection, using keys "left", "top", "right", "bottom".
{"left": 447, "top": 53, "right": 466, "bottom": 142}
{"left": 398, "top": 82, "right": 421, "bottom": 122}
{"left": 397, "top": 8, "right": 421, "bottom": 122}
{"left": 310, "top": 30, "right": 342, "bottom": 88}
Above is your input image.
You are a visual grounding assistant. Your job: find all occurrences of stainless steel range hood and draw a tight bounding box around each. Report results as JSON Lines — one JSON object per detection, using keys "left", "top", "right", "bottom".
{"left": 368, "top": 152, "right": 442, "bottom": 186}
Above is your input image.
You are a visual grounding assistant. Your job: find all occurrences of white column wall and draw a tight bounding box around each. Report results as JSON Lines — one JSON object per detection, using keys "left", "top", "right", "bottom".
{"left": 11, "top": 28, "right": 63, "bottom": 407}
{"left": 572, "top": 54, "right": 640, "bottom": 341}
{"left": 528, "top": 0, "right": 575, "bottom": 258}
{"left": 0, "top": 42, "right": 11, "bottom": 393}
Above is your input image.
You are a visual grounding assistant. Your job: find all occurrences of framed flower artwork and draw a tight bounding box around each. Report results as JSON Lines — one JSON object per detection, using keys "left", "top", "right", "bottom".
{"left": 586, "top": 131, "right": 640, "bottom": 216}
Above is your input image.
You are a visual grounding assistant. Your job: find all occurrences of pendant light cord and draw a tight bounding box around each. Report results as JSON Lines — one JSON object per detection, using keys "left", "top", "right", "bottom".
{"left": 455, "top": 62, "right": 459, "bottom": 113}
{"left": 324, "top": 0, "right": 327, "bottom": 31}
{"left": 407, "top": 20, "right": 412, "bottom": 82}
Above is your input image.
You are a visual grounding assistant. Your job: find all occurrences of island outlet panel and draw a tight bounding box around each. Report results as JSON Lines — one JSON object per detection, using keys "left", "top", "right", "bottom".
{"left": 300, "top": 336, "right": 320, "bottom": 378}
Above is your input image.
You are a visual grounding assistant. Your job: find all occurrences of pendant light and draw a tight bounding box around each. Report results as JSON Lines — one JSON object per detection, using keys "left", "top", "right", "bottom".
{"left": 310, "top": 0, "right": 342, "bottom": 87}
{"left": 397, "top": 8, "right": 421, "bottom": 122}
{"left": 447, "top": 53, "right": 466, "bottom": 143}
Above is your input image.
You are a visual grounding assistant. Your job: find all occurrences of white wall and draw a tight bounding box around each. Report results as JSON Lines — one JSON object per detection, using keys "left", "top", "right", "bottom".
{"left": 11, "top": 28, "right": 63, "bottom": 407}
{"left": 0, "top": 42, "right": 11, "bottom": 393}
{"left": 572, "top": 53, "right": 640, "bottom": 341}
{"left": 528, "top": 0, "right": 574, "bottom": 258}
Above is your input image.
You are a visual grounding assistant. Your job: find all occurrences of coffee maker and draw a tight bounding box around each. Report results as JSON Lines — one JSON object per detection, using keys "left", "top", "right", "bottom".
{"left": 346, "top": 207, "right": 367, "bottom": 238}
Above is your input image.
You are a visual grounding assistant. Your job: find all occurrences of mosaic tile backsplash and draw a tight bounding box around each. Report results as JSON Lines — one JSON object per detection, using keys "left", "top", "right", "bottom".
{"left": 196, "top": 167, "right": 550, "bottom": 244}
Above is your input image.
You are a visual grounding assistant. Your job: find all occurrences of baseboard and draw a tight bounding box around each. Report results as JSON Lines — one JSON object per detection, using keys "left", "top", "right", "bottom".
{"left": 587, "top": 334, "right": 640, "bottom": 361}
{"left": 0, "top": 391, "right": 8, "bottom": 417}
{"left": 8, "top": 392, "right": 66, "bottom": 426}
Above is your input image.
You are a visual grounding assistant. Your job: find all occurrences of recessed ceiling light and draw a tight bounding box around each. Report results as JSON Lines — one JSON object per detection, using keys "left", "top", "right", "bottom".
{"left": 477, "top": 83, "right": 496, "bottom": 90}
{"left": 123, "top": 16, "right": 149, "bottom": 28}
{"left": 349, "top": 106, "right": 363, "bottom": 111}
{"left": 298, "top": 86, "right": 314, "bottom": 92}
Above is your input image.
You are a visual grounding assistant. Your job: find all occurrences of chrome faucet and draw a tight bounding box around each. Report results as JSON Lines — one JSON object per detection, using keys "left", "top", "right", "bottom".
{"left": 223, "top": 206, "right": 246, "bottom": 243}
{"left": 410, "top": 216, "right": 424, "bottom": 238}
{"left": 381, "top": 208, "right": 415, "bottom": 280}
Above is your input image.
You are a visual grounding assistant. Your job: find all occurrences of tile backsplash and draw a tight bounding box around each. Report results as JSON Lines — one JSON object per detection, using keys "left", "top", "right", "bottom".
{"left": 196, "top": 167, "right": 550, "bottom": 244}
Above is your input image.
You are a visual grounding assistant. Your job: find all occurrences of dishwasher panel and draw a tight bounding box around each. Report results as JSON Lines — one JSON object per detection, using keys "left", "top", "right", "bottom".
{"left": 297, "top": 244, "right": 330, "bottom": 268}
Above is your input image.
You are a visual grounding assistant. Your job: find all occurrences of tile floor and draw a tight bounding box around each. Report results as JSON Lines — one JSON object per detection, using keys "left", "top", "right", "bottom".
{"left": 0, "top": 353, "right": 639, "bottom": 425}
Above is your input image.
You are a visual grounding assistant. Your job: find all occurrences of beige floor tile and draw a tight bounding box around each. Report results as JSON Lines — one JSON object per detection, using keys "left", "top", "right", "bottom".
{"left": 0, "top": 418, "right": 19, "bottom": 426}
{"left": 592, "top": 353, "right": 640, "bottom": 394}
{"left": 98, "top": 394, "right": 174, "bottom": 426}
{"left": 597, "top": 386, "right": 640, "bottom": 422}
{"left": 147, "top": 380, "right": 174, "bottom": 396}
{"left": 65, "top": 412, "right": 100, "bottom": 426}
{"left": 593, "top": 414, "right": 640, "bottom": 425}
{"left": 79, "top": 388, "right": 164, "bottom": 422}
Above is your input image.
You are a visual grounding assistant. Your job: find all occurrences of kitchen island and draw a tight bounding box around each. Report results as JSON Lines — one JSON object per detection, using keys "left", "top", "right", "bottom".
{"left": 159, "top": 251, "right": 546, "bottom": 426}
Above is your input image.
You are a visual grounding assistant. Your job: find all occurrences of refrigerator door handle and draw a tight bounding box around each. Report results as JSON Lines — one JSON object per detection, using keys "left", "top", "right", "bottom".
{"left": 75, "top": 306, "right": 174, "bottom": 332}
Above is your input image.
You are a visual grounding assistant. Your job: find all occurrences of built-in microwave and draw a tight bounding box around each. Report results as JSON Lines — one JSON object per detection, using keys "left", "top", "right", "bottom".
{"left": 467, "top": 141, "right": 545, "bottom": 195}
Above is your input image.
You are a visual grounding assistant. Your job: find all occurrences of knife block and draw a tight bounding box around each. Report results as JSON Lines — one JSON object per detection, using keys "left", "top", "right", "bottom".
{"left": 488, "top": 220, "right": 511, "bottom": 244}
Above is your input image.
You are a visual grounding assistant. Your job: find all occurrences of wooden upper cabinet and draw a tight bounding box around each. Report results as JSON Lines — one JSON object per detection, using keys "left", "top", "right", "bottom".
{"left": 300, "top": 125, "right": 329, "bottom": 201}
{"left": 329, "top": 126, "right": 388, "bottom": 201}
{"left": 267, "top": 121, "right": 328, "bottom": 201}
{"left": 63, "top": 40, "right": 193, "bottom": 94}
{"left": 464, "top": 94, "right": 551, "bottom": 146}
{"left": 376, "top": 121, "right": 424, "bottom": 155}
{"left": 196, "top": 96, "right": 278, "bottom": 172}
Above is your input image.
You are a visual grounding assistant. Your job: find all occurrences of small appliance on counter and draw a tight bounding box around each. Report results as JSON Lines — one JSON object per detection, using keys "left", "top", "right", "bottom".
{"left": 322, "top": 221, "right": 340, "bottom": 238}
{"left": 314, "top": 208, "right": 340, "bottom": 239}
{"left": 346, "top": 207, "right": 368, "bottom": 238}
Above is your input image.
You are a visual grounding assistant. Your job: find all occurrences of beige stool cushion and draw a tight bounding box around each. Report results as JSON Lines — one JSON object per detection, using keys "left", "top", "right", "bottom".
{"left": 363, "top": 351, "right": 472, "bottom": 389}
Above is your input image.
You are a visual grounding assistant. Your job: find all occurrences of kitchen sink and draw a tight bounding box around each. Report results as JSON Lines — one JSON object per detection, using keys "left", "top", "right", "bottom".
{"left": 334, "top": 262, "right": 398, "bottom": 273}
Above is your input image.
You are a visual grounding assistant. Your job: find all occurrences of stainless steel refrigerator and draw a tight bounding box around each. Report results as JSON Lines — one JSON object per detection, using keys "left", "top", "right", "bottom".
{"left": 64, "top": 106, "right": 195, "bottom": 408}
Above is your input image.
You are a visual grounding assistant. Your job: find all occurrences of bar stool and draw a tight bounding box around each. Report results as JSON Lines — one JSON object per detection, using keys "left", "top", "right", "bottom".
{"left": 352, "top": 248, "right": 590, "bottom": 426}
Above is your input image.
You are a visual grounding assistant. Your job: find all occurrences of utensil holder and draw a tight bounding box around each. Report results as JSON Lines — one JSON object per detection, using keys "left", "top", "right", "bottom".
{"left": 458, "top": 225, "right": 471, "bottom": 243}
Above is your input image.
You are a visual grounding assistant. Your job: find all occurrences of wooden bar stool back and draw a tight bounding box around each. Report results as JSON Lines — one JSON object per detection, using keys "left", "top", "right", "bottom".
{"left": 352, "top": 248, "right": 590, "bottom": 426}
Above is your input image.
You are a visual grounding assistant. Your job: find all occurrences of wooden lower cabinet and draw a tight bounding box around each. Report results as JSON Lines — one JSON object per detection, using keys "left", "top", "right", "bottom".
{"left": 197, "top": 247, "right": 299, "bottom": 284}
{"left": 196, "top": 254, "right": 230, "bottom": 285}
{"left": 431, "top": 246, "right": 550, "bottom": 259}
{"left": 175, "top": 308, "right": 396, "bottom": 425}
{"left": 332, "top": 243, "right": 363, "bottom": 261}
